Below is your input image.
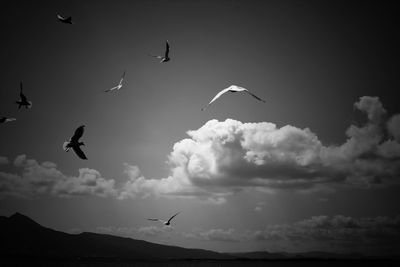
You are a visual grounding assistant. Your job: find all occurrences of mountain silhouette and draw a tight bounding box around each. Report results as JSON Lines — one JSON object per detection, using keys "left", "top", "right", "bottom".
{"left": 0, "top": 212, "right": 230, "bottom": 261}
{"left": 0, "top": 213, "right": 385, "bottom": 263}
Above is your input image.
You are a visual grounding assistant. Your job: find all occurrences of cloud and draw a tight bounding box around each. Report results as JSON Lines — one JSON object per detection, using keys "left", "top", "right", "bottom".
{"left": 182, "top": 214, "right": 400, "bottom": 255}
{"left": 251, "top": 214, "right": 400, "bottom": 255}
{"left": 184, "top": 228, "right": 243, "bottom": 242}
{"left": 255, "top": 201, "right": 266, "bottom": 212}
{"left": 119, "top": 96, "right": 400, "bottom": 202}
{"left": 2, "top": 96, "right": 399, "bottom": 202}
{"left": 0, "top": 155, "right": 117, "bottom": 198}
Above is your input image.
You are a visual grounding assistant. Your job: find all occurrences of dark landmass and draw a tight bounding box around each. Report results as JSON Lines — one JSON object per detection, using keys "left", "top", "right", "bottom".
{"left": 0, "top": 212, "right": 229, "bottom": 262}
{"left": 0, "top": 213, "right": 398, "bottom": 265}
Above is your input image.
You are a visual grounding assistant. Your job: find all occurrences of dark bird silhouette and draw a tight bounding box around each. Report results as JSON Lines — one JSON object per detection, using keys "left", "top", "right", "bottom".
{"left": 57, "top": 14, "right": 74, "bottom": 24}
{"left": 148, "top": 212, "right": 180, "bottom": 226}
{"left": 0, "top": 117, "right": 16, "bottom": 124}
{"left": 104, "top": 71, "right": 126, "bottom": 92}
{"left": 15, "top": 82, "right": 32, "bottom": 109}
{"left": 201, "top": 85, "right": 266, "bottom": 111}
{"left": 63, "top": 125, "right": 88, "bottom": 160}
{"left": 149, "top": 40, "right": 170, "bottom": 63}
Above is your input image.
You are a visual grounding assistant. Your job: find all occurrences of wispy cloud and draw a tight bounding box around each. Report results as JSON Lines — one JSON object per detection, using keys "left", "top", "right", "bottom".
{"left": 182, "top": 214, "right": 400, "bottom": 255}
{"left": 0, "top": 155, "right": 116, "bottom": 198}
{"left": 183, "top": 228, "right": 243, "bottom": 242}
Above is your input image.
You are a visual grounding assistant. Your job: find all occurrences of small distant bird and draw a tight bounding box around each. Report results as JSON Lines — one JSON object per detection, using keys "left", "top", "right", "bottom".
{"left": 148, "top": 212, "right": 180, "bottom": 226}
{"left": 104, "top": 71, "right": 126, "bottom": 92}
{"left": 15, "top": 82, "right": 32, "bottom": 109}
{"left": 201, "top": 85, "right": 266, "bottom": 111}
{"left": 149, "top": 40, "right": 170, "bottom": 63}
{"left": 57, "top": 14, "right": 74, "bottom": 24}
{"left": 63, "top": 125, "right": 88, "bottom": 160}
{"left": 0, "top": 117, "right": 16, "bottom": 124}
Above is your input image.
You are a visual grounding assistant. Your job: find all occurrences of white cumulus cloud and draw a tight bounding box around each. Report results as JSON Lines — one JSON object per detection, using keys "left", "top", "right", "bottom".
{"left": 119, "top": 96, "right": 400, "bottom": 202}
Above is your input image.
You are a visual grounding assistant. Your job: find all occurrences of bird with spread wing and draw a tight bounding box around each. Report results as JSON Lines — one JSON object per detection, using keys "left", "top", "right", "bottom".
{"left": 63, "top": 125, "right": 88, "bottom": 160}
{"left": 15, "top": 82, "right": 32, "bottom": 110}
{"left": 149, "top": 40, "right": 170, "bottom": 63}
{"left": 57, "top": 14, "right": 74, "bottom": 24}
{"left": 202, "top": 85, "right": 265, "bottom": 111}
{"left": 147, "top": 212, "right": 180, "bottom": 226}
{"left": 104, "top": 71, "right": 126, "bottom": 92}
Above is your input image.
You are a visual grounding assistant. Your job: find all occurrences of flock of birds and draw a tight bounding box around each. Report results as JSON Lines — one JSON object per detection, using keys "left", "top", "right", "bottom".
{"left": 1, "top": 13, "right": 267, "bottom": 226}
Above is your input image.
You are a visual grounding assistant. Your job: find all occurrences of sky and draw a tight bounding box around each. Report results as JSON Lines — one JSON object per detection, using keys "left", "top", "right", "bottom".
{"left": 1, "top": 0, "right": 400, "bottom": 256}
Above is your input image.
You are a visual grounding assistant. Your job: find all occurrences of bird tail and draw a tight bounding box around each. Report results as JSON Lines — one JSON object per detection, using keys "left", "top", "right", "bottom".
{"left": 27, "top": 101, "right": 33, "bottom": 109}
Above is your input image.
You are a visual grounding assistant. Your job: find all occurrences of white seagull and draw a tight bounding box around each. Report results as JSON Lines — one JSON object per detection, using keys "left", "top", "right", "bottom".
{"left": 0, "top": 117, "right": 16, "bottom": 124}
{"left": 147, "top": 212, "right": 180, "bottom": 226}
{"left": 104, "top": 71, "right": 126, "bottom": 92}
{"left": 57, "top": 14, "right": 74, "bottom": 24}
{"left": 15, "top": 82, "right": 32, "bottom": 109}
{"left": 149, "top": 40, "right": 170, "bottom": 63}
{"left": 63, "top": 125, "right": 88, "bottom": 160}
{"left": 201, "top": 85, "right": 266, "bottom": 111}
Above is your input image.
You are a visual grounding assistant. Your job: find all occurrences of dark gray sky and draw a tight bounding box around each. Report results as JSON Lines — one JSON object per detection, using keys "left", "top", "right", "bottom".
{"left": 1, "top": 0, "right": 400, "bottom": 255}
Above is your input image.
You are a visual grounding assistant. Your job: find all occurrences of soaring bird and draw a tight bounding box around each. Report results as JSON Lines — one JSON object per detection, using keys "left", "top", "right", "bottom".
{"left": 149, "top": 40, "right": 170, "bottom": 63}
{"left": 0, "top": 117, "right": 16, "bottom": 124}
{"left": 15, "top": 82, "right": 32, "bottom": 109}
{"left": 57, "top": 14, "right": 74, "bottom": 24}
{"left": 147, "top": 212, "right": 180, "bottom": 226}
{"left": 201, "top": 85, "right": 266, "bottom": 111}
{"left": 104, "top": 71, "right": 126, "bottom": 92}
{"left": 63, "top": 125, "right": 88, "bottom": 160}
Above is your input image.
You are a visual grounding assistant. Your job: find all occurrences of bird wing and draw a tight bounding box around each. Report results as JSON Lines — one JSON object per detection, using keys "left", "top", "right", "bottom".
{"left": 165, "top": 40, "right": 170, "bottom": 58}
{"left": 119, "top": 71, "right": 126, "bottom": 85}
{"left": 57, "top": 14, "right": 64, "bottom": 20}
{"left": 147, "top": 218, "right": 162, "bottom": 222}
{"left": 244, "top": 90, "right": 266, "bottom": 103}
{"left": 71, "top": 125, "right": 85, "bottom": 142}
{"left": 201, "top": 87, "right": 232, "bottom": 110}
{"left": 19, "top": 82, "right": 28, "bottom": 102}
{"left": 5, "top": 118, "right": 16, "bottom": 123}
{"left": 104, "top": 86, "right": 118, "bottom": 92}
{"left": 148, "top": 54, "right": 162, "bottom": 59}
{"left": 72, "top": 146, "right": 87, "bottom": 160}
{"left": 167, "top": 212, "right": 180, "bottom": 224}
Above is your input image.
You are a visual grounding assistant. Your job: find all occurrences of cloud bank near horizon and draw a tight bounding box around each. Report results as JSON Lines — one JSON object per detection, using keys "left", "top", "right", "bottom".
{"left": 91, "top": 213, "right": 400, "bottom": 255}
{"left": 1, "top": 96, "right": 400, "bottom": 201}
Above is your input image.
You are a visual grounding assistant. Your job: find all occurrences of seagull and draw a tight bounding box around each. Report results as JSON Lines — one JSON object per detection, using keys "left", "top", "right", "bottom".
{"left": 104, "top": 71, "right": 126, "bottom": 92}
{"left": 57, "top": 14, "right": 74, "bottom": 24}
{"left": 0, "top": 117, "right": 16, "bottom": 124}
{"left": 63, "top": 125, "right": 88, "bottom": 160}
{"left": 201, "top": 85, "right": 266, "bottom": 111}
{"left": 149, "top": 40, "right": 170, "bottom": 63}
{"left": 147, "top": 212, "right": 180, "bottom": 226}
{"left": 15, "top": 82, "right": 32, "bottom": 109}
